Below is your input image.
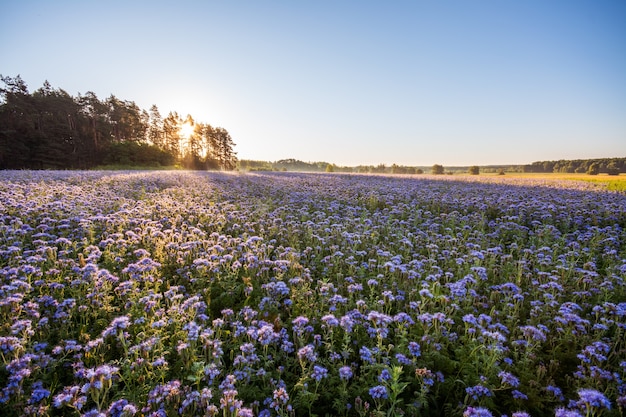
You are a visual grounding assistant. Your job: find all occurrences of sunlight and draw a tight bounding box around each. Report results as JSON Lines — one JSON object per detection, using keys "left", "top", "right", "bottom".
{"left": 179, "top": 121, "right": 194, "bottom": 139}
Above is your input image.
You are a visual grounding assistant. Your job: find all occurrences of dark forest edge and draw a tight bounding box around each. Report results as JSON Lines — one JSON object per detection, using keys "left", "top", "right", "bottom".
{"left": 0, "top": 75, "right": 237, "bottom": 170}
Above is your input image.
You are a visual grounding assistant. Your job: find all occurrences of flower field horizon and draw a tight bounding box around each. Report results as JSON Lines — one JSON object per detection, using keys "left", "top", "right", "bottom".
{"left": 1, "top": 170, "right": 625, "bottom": 417}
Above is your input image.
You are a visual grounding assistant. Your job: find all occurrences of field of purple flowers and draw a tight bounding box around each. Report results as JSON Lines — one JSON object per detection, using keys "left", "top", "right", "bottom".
{"left": 1, "top": 170, "right": 625, "bottom": 417}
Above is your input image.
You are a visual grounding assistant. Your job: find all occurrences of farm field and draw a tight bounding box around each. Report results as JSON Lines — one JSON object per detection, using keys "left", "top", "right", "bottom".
{"left": 1, "top": 170, "right": 625, "bottom": 417}
{"left": 489, "top": 173, "right": 626, "bottom": 193}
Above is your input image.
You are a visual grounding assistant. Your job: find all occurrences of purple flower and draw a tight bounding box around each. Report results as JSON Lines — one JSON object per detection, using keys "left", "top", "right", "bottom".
{"left": 89, "top": 364, "right": 119, "bottom": 381}
{"left": 369, "top": 385, "right": 388, "bottom": 400}
{"left": 219, "top": 374, "right": 237, "bottom": 391}
{"left": 498, "top": 371, "right": 520, "bottom": 388}
{"left": 151, "top": 357, "right": 167, "bottom": 367}
{"left": 144, "top": 380, "right": 181, "bottom": 412}
{"left": 408, "top": 341, "right": 421, "bottom": 357}
{"left": 378, "top": 368, "right": 391, "bottom": 382}
{"left": 340, "top": 315, "right": 355, "bottom": 333}
{"left": 339, "top": 366, "right": 353, "bottom": 380}
{"left": 465, "top": 384, "right": 493, "bottom": 400}
{"left": 0, "top": 336, "right": 22, "bottom": 354}
{"left": 555, "top": 408, "right": 583, "bottom": 417}
{"left": 257, "top": 324, "right": 277, "bottom": 345}
{"left": 577, "top": 341, "right": 610, "bottom": 363}
{"left": 519, "top": 325, "right": 547, "bottom": 342}
{"left": 360, "top": 346, "right": 375, "bottom": 364}
{"left": 367, "top": 311, "right": 392, "bottom": 326}
{"left": 297, "top": 344, "right": 317, "bottom": 363}
{"left": 183, "top": 321, "right": 201, "bottom": 341}
{"left": 204, "top": 363, "right": 221, "bottom": 383}
{"left": 219, "top": 389, "right": 242, "bottom": 412}
{"left": 419, "top": 288, "right": 434, "bottom": 298}
{"left": 322, "top": 314, "right": 339, "bottom": 327}
{"left": 240, "top": 343, "right": 255, "bottom": 355}
{"left": 546, "top": 385, "right": 565, "bottom": 401}
{"left": 102, "top": 316, "right": 131, "bottom": 338}
{"left": 512, "top": 390, "right": 528, "bottom": 400}
{"left": 576, "top": 388, "right": 611, "bottom": 410}
{"left": 238, "top": 408, "right": 254, "bottom": 417}
{"left": 393, "top": 312, "right": 414, "bottom": 325}
{"left": 292, "top": 316, "right": 309, "bottom": 328}
{"left": 311, "top": 365, "right": 328, "bottom": 382}
{"left": 395, "top": 353, "right": 412, "bottom": 365}
{"left": 28, "top": 382, "right": 50, "bottom": 404}
{"left": 108, "top": 399, "right": 138, "bottom": 417}
{"left": 272, "top": 386, "right": 289, "bottom": 409}
{"left": 463, "top": 407, "right": 493, "bottom": 417}
{"left": 52, "top": 385, "right": 81, "bottom": 408}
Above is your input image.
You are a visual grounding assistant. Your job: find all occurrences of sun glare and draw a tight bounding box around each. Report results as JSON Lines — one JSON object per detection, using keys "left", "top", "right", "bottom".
{"left": 179, "top": 122, "right": 194, "bottom": 139}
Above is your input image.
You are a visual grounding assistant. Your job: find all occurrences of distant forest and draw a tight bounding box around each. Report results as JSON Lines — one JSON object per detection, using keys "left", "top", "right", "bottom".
{"left": 240, "top": 159, "right": 430, "bottom": 174}
{"left": 522, "top": 158, "right": 625, "bottom": 174}
{"left": 241, "top": 157, "right": 625, "bottom": 175}
{"left": 0, "top": 75, "right": 237, "bottom": 170}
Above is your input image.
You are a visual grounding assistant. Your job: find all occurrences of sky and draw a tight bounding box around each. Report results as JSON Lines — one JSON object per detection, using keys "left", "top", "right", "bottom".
{"left": 1, "top": 0, "right": 625, "bottom": 166}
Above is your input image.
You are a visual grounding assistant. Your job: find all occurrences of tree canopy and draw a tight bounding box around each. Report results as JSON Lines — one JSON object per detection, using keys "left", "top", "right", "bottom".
{"left": 431, "top": 164, "right": 444, "bottom": 175}
{"left": 0, "top": 75, "right": 237, "bottom": 170}
{"left": 523, "top": 158, "right": 625, "bottom": 175}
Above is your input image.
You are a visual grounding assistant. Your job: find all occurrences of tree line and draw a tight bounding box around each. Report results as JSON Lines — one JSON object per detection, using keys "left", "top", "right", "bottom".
{"left": 239, "top": 159, "right": 430, "bottom": 174}
{"left": 0, "top": 75, "right": 237, "bottom": 170}
{"left": 523, "top": 158, "right": 624, "bottom": 175}
{"left": 241, "top": 158, "right": 624, "bottom": 176}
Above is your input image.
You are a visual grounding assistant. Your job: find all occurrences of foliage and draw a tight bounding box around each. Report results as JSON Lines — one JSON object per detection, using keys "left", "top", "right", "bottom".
{"left": 607, "top": 163, "right": 620, "bottom": 176}
{"left": 587, "top": 163, "right": 600, "bottom": 176}
{"left": 468, "top": 166, "right": 480, "bottom": 175}
{"left": 1, "top": 171, "right": 626, "bottom": 417}
{"left": 431, "top": 164, "right": 444, "bottom": 175}
{"left": 0, "top": 75, "right": 237, "bottom": 170}
{"left": 102, "top": 142, "right": 175, "bottom": 167}
{"left": 239, "top": 159, "right": 343, "bottom": 173}
{"left": 391, "top": 164, "right": 417, "bottom": 175}
{"left": 524, "top": 158, "right": 625, "bottom": 175}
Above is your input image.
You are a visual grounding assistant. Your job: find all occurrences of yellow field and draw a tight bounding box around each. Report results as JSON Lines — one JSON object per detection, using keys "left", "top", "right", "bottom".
{"left": 489, "top": 172, "right": 626, "bottom": 192}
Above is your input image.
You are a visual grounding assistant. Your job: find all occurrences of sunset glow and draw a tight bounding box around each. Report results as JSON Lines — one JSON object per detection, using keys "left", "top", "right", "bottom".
{"left": 179, "top": 121, "right": 194, "bottom": 139}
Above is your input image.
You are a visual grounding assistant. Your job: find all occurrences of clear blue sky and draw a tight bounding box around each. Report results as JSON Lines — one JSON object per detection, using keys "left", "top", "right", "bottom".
{"left": 2, "top": 1, "right": 625, "bottom": 166}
